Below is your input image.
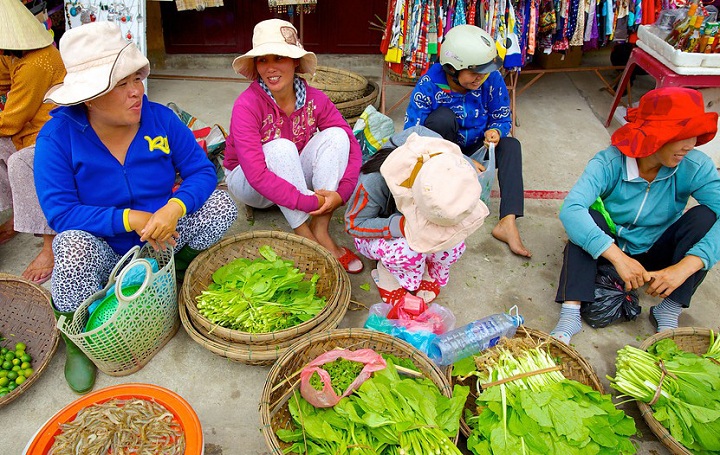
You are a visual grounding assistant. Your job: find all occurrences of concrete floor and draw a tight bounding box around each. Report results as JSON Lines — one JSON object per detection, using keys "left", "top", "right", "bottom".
{"left": 2, "top": 51, "right": 719, "bottom": 455}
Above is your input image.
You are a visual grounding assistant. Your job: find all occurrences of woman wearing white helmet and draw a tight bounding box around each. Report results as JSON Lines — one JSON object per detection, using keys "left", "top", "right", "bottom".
{"left": 405, "top": 24, "right": 530, "bottom": 258}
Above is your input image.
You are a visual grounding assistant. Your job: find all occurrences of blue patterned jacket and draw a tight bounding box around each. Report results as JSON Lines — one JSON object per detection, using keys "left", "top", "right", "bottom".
{"left": 404, "top": 63, "right": 512, "bottom": 149}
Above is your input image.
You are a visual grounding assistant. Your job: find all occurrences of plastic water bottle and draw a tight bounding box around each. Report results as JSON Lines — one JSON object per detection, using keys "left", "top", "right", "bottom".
{"left": 428, "top": 306, "right": 524, "bottom": 366}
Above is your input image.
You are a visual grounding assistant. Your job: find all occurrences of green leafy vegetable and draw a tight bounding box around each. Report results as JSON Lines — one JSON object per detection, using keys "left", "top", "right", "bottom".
{"left": 196, "top": 246, "right": 326, "bottom": 333}
{"left": 309, "top": 358, "right": 364, "bottom": 396}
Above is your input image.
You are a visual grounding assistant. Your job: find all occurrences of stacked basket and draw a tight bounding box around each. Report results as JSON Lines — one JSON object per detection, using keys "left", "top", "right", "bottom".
{"left": 300, "top": 66, "right": 379, "bottom": 122}
{"left": 180, "top": 231, "right": 351, "bottom": 366}
{"left": 450, "top": 326, "right": 604, "bottom": 437}
{"left": 260, "top": 328, "right": 457, "bottom": 453}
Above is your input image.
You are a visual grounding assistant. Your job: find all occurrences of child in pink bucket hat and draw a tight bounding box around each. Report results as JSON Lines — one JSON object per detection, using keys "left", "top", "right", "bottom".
{"left": 345, "top": 129, "right": 489, "bottom": 305}
{"left": 550, "top": 87, "right": 720, "bottom": 344}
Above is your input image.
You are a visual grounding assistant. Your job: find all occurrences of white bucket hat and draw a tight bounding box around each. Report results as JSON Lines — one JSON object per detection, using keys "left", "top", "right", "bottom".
{"left": 380, "top": 133, "right": 489, "bottom": 254}
{"left": 0, "top": 0, "right": 54, "bottom": 50}
{"left": 232, "top": 19, "right": 317, "bottom": 80}
{"left": 44, "top": 22, "right": 150, "bottom": 106}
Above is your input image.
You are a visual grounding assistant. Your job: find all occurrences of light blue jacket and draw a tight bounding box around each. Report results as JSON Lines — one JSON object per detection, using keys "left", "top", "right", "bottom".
{"left": 560, "top": 146, "right": 720, "bottom": 270}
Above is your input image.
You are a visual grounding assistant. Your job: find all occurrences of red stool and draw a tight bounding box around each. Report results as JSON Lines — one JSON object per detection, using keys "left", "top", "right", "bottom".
{"left": 606, "top": 47, "right": 720, "bottom": 126}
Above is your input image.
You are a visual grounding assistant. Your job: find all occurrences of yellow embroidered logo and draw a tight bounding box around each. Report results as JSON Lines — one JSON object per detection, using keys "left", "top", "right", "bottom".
{"left": 144, "top": 136, "right": 170, "bottom": 154}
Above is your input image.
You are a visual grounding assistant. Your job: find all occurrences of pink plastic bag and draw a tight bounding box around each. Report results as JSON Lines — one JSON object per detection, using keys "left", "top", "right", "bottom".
{"left": 299, "top": 349, "right": 386, "bottom": 408}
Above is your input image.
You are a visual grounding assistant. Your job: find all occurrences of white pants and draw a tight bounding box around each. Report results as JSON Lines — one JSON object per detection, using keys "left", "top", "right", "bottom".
{"left": 225, "top": 127, "right": 349, "bottom": 229}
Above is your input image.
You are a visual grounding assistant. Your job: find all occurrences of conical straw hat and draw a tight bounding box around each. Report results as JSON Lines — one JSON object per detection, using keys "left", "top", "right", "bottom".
{"left": 0, "top": 0, "right": 54, "bottom": 50}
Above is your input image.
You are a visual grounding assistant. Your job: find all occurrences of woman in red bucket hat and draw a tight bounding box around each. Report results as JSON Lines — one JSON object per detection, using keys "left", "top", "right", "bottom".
{"left": 550, "top": 87, "right": 720, "bottom": 344}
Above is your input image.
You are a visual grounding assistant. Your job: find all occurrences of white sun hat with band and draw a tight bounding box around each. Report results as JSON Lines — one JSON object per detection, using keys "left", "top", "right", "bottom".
{"left": 232, "top": 18, "right": 317, "bottom": 80}
{"left": 44, "top": 21, "right": 150, "bottom": 106}
{"left": 0, "top": 0, "right": 54, "bottom": 50}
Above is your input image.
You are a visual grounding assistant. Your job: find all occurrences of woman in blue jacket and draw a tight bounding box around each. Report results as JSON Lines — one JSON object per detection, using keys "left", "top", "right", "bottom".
{"left": 405, "top": 24, "right": 530, "bottom": 258}
{"left": 550, "top": 87, "right": 720, "bottom": 344}
{"left": 35, "top": 22, "right": 238, "bottom": 393}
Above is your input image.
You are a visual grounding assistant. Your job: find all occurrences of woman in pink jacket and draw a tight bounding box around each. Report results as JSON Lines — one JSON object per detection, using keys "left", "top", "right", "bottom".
{"left": 224, "top": 19, "right": 363, "bottom": 273}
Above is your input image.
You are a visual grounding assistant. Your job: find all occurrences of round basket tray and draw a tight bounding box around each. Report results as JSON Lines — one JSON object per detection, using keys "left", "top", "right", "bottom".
{"left": 179, "top": 269, "right": 351, "bottom": 366}
{"left": 0, "top": 273, "right": 58, "bottom": 408}
{"left": 180, "top": 231, "right": 350, "bottom": 346}
{"left": 636, "top": 327, "right": 714, "bottom": 455}
{"left": 300, "top": 66, "right": 368, "bottom": 103}
{"left": 260, "top": 328, "right": 457, "bottom": 454}
{"left": 24, "top": 383, "right": 202, "bottom": 454}
{"left": 336, "top": 80, "right": 379, "bottom": 122}
{"left": 450, "top": 326, "right": 604, "bottom": 437}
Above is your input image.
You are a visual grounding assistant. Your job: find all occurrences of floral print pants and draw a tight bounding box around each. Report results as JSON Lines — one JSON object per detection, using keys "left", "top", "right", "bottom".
{"left": 354, "top": 237, "right": 465, "bottom": 291}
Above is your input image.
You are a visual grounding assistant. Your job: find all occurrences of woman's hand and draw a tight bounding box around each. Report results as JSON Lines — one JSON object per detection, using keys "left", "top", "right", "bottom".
{"left": 310, "top": 190, "right": 342, "bottom": 216}
{"left": 646, "top": 256, "right": 704, "bottom": 298}
{"left": 139, "top": 202, "right": 183, "bottom": 250}
{"left": 602, "top": 244, "right": 651, "bottom": 291}
{"left": 471, "top": 159, "right": 486, "bottom": 173}
{"left": 484, "top": 129, "right": 500, "bottom": 147}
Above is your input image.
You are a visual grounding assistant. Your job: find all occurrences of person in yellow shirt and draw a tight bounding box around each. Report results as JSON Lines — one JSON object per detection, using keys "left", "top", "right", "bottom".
{"left": 0, "top": 0, "right": 65, "bottom": 283}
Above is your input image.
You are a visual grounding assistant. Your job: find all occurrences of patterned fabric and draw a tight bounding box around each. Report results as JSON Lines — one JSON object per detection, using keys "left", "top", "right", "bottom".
{"left": 259, "top": 76, "right": 306, "bottom": 111}
{"left": 354, "top": 236, "right": 465, "bottom": 291}
{"left": 0, "top": 47, "right": 65, "bottom": 150}
{"left": 51, "top": 190, "right": 237, "bottom": 312}
{"left": 174, "top": 0, "right": 223, "bottom": 12}
{"left": 611, "top": 88, "right": 718, "bottom": 158}
{"left": 6, "top": 146, "right": 53, "bottom": 234}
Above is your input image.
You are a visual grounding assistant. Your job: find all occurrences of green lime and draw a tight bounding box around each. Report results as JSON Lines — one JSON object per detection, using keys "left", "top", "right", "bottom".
{"left": 14, "top": 375, "right": 25, "bottom": 385}
{"left": 6, "top": 371, "right": 17, "bottom": 381}
{"left": 20, "top": 353, "right": 31, "bottom": 363}
{"left": 14, "top": 342, "right": 26, "bottom": 352}
{"left": 0, "top": 387, "right": 7, "bottom": 394}
{"left": 0, "top": 370, "right": 7, "bottom": 378}
{"left": 0, "top": 347, "right": 7, "bottom": 355}
{"left": 11, "top": 358, "right": 20, "bottom": 366}
{"left": 4, "top": 351, "right": 15, "bottom": 361}
{"left": 20, "top": 362, "right": 30, "bottom": 370}
{"left": 0, "top": 377, "right": 7, "bottom": 387}
{"left": 0, "top": 362, "right": 9, "bottom": 371}
{"left": 23, "top": 368, "right": 33, "bottom": 377}
{"left": 7, "top": 381, "right": 16, "bottom": 391}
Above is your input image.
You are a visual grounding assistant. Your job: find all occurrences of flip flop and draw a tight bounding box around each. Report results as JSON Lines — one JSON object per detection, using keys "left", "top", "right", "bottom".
{"left": 371, "top": 269, "right": 408, "bottom": 305}
{"left": 25, "top": 268, "right": 52, "bottom": 285}
{"left": 415, "top": 279, "right": 441, "bottom": 304}
{"left": 337, "top": 247, "right": 364, "bottom": 274}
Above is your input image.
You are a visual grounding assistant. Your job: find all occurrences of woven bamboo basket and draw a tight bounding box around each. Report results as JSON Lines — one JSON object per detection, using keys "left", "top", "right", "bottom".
{"left": 260, "top": 328, "right": 458, "bottom": 454}
{"left": 386, "top": 63, "right": 420, "bottom": 84}
{"left": 450, "top": 326, "right": 604, "bottom": 437}
{"left": 300, "top": 66, "right": 367, "bottom": 103}
{"left": 182, "top": 231, "right": 347, "bottom": 345}
{"left": 336, "top": 81, "right": 379, "bottom": 122}
{"left": 179, "top": 270, "right": 351, "bottom": 366}
{"left": 636, "top": 327, "right": 714, "bottom": 455}
{"left": 0, "top": 273, "right": 58, "bottom": 407}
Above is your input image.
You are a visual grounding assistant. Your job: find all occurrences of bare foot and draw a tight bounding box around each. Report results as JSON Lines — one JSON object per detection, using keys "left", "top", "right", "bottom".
{"left": 22, "top": 244, "right": 54, "bottom": 284}
{"left": 0, "top": 217, "right": 16, "bottom": 245}
{"left": 415, "top": 270, "right": 439, "bottom": 304}
{"left": 492, "top": 215, "right": 532, "bottom": 258}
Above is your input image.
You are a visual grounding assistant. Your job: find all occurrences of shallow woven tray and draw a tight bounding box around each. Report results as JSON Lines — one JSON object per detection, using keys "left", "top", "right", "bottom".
{"left": 637, "top": 327, "right": 714, "bottom": 455}
{"left": 301, "top": 66, "right": 367, "bottom": 103}
{"left": 450, "top": 326, "right": 604, "bottom": 437}
{"left": 336, "top": 81, "right": 379, "bottom": 121}
{"left": 260, "top": 328, "right": 458, "bottom": 454}
{"left": 179, "top": 271, "right": 351, "bottom": 366}
{"left": 0, "top": 273, "right": 58, "bottom": 408}
{"left": 181, "top": 231, "right": 347, "bottom": 346}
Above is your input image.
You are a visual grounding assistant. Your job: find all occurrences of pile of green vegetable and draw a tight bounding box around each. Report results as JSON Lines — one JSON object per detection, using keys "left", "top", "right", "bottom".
{"left": 610, "top": 333, "right": 720, "bottom": 454}
{"left": 277, "top": 356, "right": 469, "bottom": 454}
{"left": 309, "top": 358, "right": 364, "bottom": 396}
{"left": 0, "top": 332, "right": 34, "bottom": 397}
{"left": 453, "top": 338, "right": 637, "bottom": 454}
{"left": 196, "top": 245, "right": 326, "bottom": 333}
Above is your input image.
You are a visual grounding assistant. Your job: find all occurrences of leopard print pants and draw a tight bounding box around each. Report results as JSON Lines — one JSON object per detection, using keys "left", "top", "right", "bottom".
{"left": 51, "top": 190, "right": 237, "bottom": 312}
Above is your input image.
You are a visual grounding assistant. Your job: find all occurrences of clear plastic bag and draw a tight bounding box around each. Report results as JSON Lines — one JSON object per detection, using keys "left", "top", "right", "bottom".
{"left": 474, "top": 142, "right": 496, "bottom": 208}
{"left": 364, "top": 302, "right": 456, "bottom": 355}
{"left": 581, "top": 264, "right": 641, "bottom": 328}
{"left": 299, "top": 349, "right": 386, "bottom": 408}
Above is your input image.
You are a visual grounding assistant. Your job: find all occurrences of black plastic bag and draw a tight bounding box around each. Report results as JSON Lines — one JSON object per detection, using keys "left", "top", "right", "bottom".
{"left": 581, "top": 264, "right": 641, "bottom": 328}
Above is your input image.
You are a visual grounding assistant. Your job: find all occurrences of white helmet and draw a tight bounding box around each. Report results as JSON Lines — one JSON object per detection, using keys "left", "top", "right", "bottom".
{"left": 440, "top": 25, "right": 503, "bottom": 74}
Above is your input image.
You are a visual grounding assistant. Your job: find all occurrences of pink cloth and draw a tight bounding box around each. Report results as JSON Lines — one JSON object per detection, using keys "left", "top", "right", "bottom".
{"left": 224, "top": 81, "right": 361, "bottom": 213}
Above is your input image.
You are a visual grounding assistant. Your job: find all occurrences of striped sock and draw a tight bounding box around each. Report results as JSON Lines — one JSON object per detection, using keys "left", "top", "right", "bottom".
{"left": 550, "top": 304, "right": 582, "bottom": 344}
{"left": 651, "top": 298, "right": 683, "bottom": 332}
